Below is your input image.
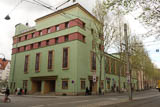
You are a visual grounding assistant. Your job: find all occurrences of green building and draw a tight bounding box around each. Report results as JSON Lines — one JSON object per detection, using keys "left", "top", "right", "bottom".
{"left": 9, "top": 3, "right": 137, "bottom": 95}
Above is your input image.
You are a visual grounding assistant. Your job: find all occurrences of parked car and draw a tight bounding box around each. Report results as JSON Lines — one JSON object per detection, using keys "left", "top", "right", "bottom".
{"left": 1, "top": 88, "right": 6, "bottom": 94}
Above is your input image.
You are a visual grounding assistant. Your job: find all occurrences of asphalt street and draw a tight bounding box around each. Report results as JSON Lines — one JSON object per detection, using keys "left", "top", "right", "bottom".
{"left": 0, "top": 89, "right": 159, "bottom": 107}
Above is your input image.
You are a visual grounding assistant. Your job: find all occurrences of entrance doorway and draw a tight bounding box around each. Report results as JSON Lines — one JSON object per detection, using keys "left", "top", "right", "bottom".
{"left": 37, "top": 81, "right": 42, "bottom": 92}
{"left": 89, "top": 80, "right": 97, "bottom": 94}
{"left": 50, "top": 80, "right": 55, "bottom": 92}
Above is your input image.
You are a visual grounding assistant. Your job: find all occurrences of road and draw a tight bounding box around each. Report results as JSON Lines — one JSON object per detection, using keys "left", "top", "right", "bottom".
{"left": 103, "top": 95, "right": 160, "bottom": 107}
{"left": 0, "top": 89, "right": 159, "bottom": 107}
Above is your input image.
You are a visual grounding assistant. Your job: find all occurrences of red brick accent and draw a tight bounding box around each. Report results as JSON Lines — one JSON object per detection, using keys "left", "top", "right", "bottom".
{"left": 69, "top": 19, "right": 84, "bottom": 28}
{"left": 77, "top": 33, "right": 83, "bottom": 41}
{"left": 50, "top": 26, "right": 55, "bottom": 33}
{"left": 12, "top": 48, "right": 17, "bottom": 54}
{"left": 49, "top": 38, "right": 55, "bottom": 45}
{"left": 41, "top": 40, "right": 46, "bottom": 47}
{"left": 75, "top": 19, "right": 84, "bottom": 28}
{"left": 34, "top": 32, "right": 39, "bottom": 37}
{"left": 59, "top": 23, "right": 65, "bottom": 30}
{"left": 42, "top": 29, "right": 47, "bottom": 35}
{"left": 21, "top": 36, "right": 26, "bottom": 41}
{"left": 19, "top": 46, "right": 24, "bottom": 52}
{"left": 59, "top": 36, "right": 65, "bottom": 43}
{"left": 69, "top": 33, "right": 79, "bottom": 41}
{"left": 27, "top": 34, "right": 32, "bottom": 40}
{"left": 33, "top": 43, "right": 38, "bottom": 49}
{"left": 26, "top": 45, "right": 31, "bottom": 51}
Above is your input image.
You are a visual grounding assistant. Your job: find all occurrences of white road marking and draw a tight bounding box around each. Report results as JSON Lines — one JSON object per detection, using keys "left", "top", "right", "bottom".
{"left": 31, "top": 105, "right": 44, "bottom": 107}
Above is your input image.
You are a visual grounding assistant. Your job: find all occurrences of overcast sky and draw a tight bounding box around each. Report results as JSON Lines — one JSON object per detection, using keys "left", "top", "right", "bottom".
{"left": 0, "top": 0, "right": 160, "bottom": 68}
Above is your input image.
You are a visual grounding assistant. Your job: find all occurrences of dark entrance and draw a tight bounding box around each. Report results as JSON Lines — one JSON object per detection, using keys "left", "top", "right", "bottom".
{"left": 89, "top": 80, "right": 93, "bottom": 93}
{"left": 37, "top": 81, "right": 41, "bottom": 92}
{"left": 50, "top": 80, "right": 56, "bottom": 92}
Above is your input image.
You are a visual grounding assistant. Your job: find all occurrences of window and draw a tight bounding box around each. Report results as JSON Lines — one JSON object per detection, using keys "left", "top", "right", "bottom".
{"left": 107, "top": 80, "right": 110, "bottom": 89}
{"left": 38, "top": 42, "right": 41, "bottom": 48}
{"left": 64, "top": 35, "right": 69, "bottom": 41}
{"left": 91, "top": 52, "right": 96, "bottom": 71}
{"left": 65, "top": 22, "right": 69, "bottom": 28}
{"left": 81, "top": 80, "right": 85, "bottom": 89}
{"left": 62, "top": 80, "right": 68, "bottom": 89}
{"left": 24, "top": 55, "right": 29, "bottom": 73}
{"left": 35, "top": 53, "right": 40, "bottom": 72}
{"left": 39, "top": 30, "right": 43, "bottom": 36}
{"left": 18, "top": 37, "right": 21, "bottom": 42}
{"left": 32, "top": 33, "right": 36, "bottom": 38}
{"left": 63, "top": 48, "right": 69, "bottom": 68}
{"left": 46, "top": 40, "right": 49, "bottom": 46}
{"left": 82, "top": 36, "right": 85, "bottom": 42}
{"left": 83, "top": 23, "right": 85, "bottom": 29}
{"left": 48, "top": 51, "right": 53, "bottom": 69}
{"left": 91, "top": 28, "right": 94, "bottom": 34}
{"left": 25, "top": 35, "right": 27, "bottom": 40}
{"left": 56, "top": 25, "right": 59, "bottom": 31}
{"left": 55, "top": 38, "right": 59, "bottom": 44}
{"left": 31, "top": 44, "right": 33, "bottom": 49}
{"left": 47, "top": 28, "right": 51, "bottom": 33}
{"left": 24, "top": 46, "right": 26, "bottom": 51}
{"left": 23, "top": 80, "right": 28, "bottom": 89}
{"left": 17, "top": 47, "right": 20, "bottom": 52}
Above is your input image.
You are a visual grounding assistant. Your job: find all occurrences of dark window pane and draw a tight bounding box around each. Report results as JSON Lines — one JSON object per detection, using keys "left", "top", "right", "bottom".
{"left": 63, "top": 48, "right": 68, "bottom": 68}
{"left": 48, "top": 51, "right": 53, "bottom": 69}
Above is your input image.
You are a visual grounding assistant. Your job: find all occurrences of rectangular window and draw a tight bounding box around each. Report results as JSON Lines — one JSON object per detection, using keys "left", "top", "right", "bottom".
{"left": 56, "top": 25, "right": 59, "bottom": 31}
{"left": 31, "top": 44, "right": 33, "bottom": 49}
{"left": 18, "top": 37, "right": 21, "bottom": 42}
{"left": 35, "top": 53, "right": 40, "bottom": 72}
{"left": 47, "top": 28, "right": 51, "bottom": 33}
{"left": 38, "top": 42, "right": 41, "bottom": 48}
{"left": 32, "top": 33, "right": 36, "bottom": 38}
{"left": 39, "top": 30, "right": 43, "bottom": 36}
{"left": 25, "top": 35, "right": 27, "bottom": 40}
{"left": 62, "top": 80, "right": 68, "bottom": 89}
{"left": 24, "top": 55, "right": 29, "bottom": 73}
{"left": 48, "top": 51, "right": 53, "bottom": 70}
{"left": 91, "top": 28, "right": 94, "bottom": 34}
{"left": 83, "top": 23, "right": 85, "bottom": 29}
{"left": 23, "top": 80, "right": 28, "bottom": 89}
{"left": 55, "top": 38, "right": 59, "bottom": 44}
{"left": 46, "top": 40, "right": 49, "bottom": 46}
{"left": 24, "top": 46, "right": 26, "bottom": 51}
{"left": 63, "top": 48, "right": 69, "bottom": 69}
{"left": 64, "top": 35, "right": 69, "bottom": 41}
{"left": 81, "top": 80, "right": 85, "bottom": 89}
{"left": 82, "top": 36, "right": 85, "bottom": 42}
{"left": 65, "top": 22, "right": 69, "bottom": 28}
{"left": 91, "top": 52, "right": 96, "bottom": 71}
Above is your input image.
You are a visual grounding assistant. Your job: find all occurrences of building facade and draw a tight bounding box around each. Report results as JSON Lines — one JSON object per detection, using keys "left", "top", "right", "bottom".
{"left": 9, "top": 3, "right": 137, "bottom": 95}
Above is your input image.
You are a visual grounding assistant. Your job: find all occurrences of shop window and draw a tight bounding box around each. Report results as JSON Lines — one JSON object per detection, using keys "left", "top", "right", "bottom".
{"left": 62, "top": 80, "right": 68, "bottom": 89}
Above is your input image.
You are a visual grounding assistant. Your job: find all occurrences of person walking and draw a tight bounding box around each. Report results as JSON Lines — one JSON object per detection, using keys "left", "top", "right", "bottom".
{"left": 4, "top": 87, "right": 11, "bottom": 103}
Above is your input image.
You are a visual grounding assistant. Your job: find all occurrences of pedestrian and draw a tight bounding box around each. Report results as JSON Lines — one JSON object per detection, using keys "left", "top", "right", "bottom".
{"left": 15, "top": 88, "right": 17, "bottom": 95}
{"left": 85, "top": 87, "right": 89, "bottom": 96}
{"left": 24, "top": 88, "right": 27, "bottom": 95}
{"left": 4, "top": 87, "right": 10, "bottom": 102}
{"left": 20, "top": 88, "right": 22, "bottom": 95}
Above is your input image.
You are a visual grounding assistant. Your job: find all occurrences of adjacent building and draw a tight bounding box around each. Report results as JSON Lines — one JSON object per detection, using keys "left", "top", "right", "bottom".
{"left": 9, "top": 3, "right": 137, "bottom": 95}
{"left": 0, "top": 58, "right": 10, "bottom": 81}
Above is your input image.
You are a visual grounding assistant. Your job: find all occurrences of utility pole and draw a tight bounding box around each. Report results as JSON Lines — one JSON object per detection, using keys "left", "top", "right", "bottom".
{"left": 124, "top": 23, "right": 132, "bottom": 100}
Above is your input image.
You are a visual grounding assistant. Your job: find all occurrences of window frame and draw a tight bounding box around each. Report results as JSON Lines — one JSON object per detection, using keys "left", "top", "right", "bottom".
{"left": 81, "top": 80, "right": 85, "bottom": 90}
{"left": 91, "top": 51, "right": 96, "bottom": 71}
{"left": 62, "top": 47, "right": 69, "bottom": 69}
{"left": 24, "top": 55, "right": 29, "bottom": 73}
{"left": 62, "top": 80, "right": 68, "bottom": 89}
{"left": 48, "top": 50, "right": 54, "bottom": 70}
{"left": 35, "top": 53, "right": 41, "bottom": 72}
